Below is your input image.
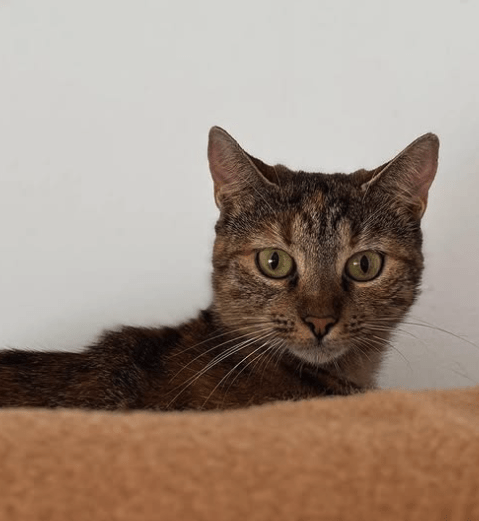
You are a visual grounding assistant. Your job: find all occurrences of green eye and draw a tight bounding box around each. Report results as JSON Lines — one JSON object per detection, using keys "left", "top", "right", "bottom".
{"left": 256, "top": 248, "right": 295, "bottom": 279}
{"left": 345, "top": 251, "right": 383, "bottom": 282}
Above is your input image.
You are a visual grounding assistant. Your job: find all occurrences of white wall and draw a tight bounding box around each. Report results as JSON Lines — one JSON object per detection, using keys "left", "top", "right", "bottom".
{"left": 0, "top": 0, "right": 478, "bottom": 389}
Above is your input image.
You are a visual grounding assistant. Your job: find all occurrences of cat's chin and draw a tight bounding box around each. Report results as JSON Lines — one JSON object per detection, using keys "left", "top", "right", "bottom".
{"left": 286, "top": 341, "right": 350, "bottom": 367}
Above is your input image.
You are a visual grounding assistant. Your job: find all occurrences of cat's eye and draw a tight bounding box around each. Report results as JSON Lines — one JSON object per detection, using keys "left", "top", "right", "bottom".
{"left": 345, "top": 251, "right": 383, "bottom": 282}
{"left": 256, "top": 248, "right": 295, "bottom": 279}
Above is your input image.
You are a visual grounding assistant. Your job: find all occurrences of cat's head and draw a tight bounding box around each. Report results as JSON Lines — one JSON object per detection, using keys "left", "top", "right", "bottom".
{"left": 208, "top": 127, "right": 439, "bottom": 385}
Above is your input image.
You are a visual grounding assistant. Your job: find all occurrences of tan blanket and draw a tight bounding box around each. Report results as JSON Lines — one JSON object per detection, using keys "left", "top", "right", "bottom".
{"left": 1, "top": 387, "right": 478, "bottom": 521}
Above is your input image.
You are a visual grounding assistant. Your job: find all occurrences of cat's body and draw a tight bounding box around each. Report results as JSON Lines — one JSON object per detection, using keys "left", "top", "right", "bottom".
{"left": 0, "top": 127, "right": 439, "bottom": 410}
{"left": 0, "top": 310, "right": 361, "bottom": 410}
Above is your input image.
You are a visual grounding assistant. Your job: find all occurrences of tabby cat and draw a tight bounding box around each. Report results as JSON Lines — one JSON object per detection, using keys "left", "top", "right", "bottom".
{"left": 0, "top": 127, "right": 439, "bottom": 410}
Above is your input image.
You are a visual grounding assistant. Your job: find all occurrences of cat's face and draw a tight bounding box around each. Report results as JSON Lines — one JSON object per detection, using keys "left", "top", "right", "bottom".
{"left": 208, "top": 128, "right": 438, "bottom": 373}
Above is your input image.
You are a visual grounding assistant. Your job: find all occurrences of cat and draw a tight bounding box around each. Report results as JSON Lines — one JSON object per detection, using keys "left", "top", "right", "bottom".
{"left": 0, "top": 127, "right": 439, "bottom": 411}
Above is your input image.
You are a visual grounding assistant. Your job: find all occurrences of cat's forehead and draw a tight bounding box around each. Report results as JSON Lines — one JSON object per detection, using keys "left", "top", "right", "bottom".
{"left": 220, "top": 171, "right": 362, "bottom": 248}
{"left": 274, "top": 165, "right": 357, "bottom": 194}
{"left": 211, "top": 127, "right": 438, "bottom": 250}
{"left": 260, "top": 171, "right": 361, "bottom": 231}
{"left": 253, "top": 199, "right": 353, "bottom": 254}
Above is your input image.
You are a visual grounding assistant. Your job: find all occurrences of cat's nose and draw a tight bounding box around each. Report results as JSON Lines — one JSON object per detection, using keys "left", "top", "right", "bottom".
{"left": 303, "top": 316, "right": 337, "bottom": 339}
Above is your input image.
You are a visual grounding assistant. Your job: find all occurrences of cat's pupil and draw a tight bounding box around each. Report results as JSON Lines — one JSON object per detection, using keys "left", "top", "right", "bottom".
{"left": 269, "top": 251, "right": 280, "bottom": 270}
{"left": 360, "top": 255, "right": 369, "bottom": 273}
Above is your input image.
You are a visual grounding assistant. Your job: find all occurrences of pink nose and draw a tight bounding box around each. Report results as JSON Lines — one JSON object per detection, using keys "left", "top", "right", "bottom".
{"left": 303, "top": 316, "right": 337, "bottom": 338}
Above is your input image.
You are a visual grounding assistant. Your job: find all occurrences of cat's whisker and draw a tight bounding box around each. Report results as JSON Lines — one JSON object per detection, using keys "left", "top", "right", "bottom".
{"left": 367, "top": 323, "right": 417, "bottom": 340}
{"left": 195, "top": 329, "right": 275, "bottom": 377}
{"left": 354, "top": 337, "right": 385, "bottom": 355}
{"left": 352, "top": 331, "right": 397, "bottom": 356}
{"left": 448, "top": 366, "right": 479, "bottom": 385}
{"left": 248, "top": 338, "right": 284, "bottom": 383}
{"left": 237, "top": 343, "right": 277, "bottom": 384}
{"left": 257, "top": 338, "right": 284, "bottom": 382}
{"left": 297, "top": 359, "right": 305, "bottom": 379}
{"left": 371, "top": 323, "right": 478, "bottom": 381}
{"left": 351, "top": 340, "right": 374, "bottom": 364}
{"left": 348, "top": 337, "right": 382, "bottom": 370}
{"left": 168, "top": 324, "right": 273, "bottom": 381}
{"left": 367, "top": 334, "right": 413, "bottom": 371}
{"left": 170, "top": 322, "right": 271, "bottom": 358}
{"left": 172, "top": 330, "right": 272, "bottom": 392}
{"left": 266, "top": 339, "right": 286, "bottom": 374}
{"left": 369, "top": 315, "right": 476, "bottom": 346}
{"left": 331, "top": 356, "right": 341, "bottom": 375}
{"left": 220, "top": 340, "right": 281, "bottom": 407}
{"left": 403, "top": 319, "right": 479, "bottom": 350}
{"left": 245, "top": 343, "right": 274, "bottom": 381}
{"left": 165, "top": 336, "right": 262, "bottom": 408}
{"left": 166, "top": 330, "right": 276, "bottom": 408}
{"left": 268, "top": 338, "right": 287, "bottom": 375}
{"left": 170, "top": 333, "right": 264, "bottom": 391}
{"left": 202, "top": 336, "right": 276, "bottom": 408}
{"left": 368, "top": 322, "right": 433, "bottom": 354}
{"left": 394, "top": 327, "right": 432, "bottom": 351}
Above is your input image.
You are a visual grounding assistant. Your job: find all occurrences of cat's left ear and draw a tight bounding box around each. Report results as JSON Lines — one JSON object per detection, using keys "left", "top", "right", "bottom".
{"left": 361, "top": 133, "right": 439, "bottom": 219}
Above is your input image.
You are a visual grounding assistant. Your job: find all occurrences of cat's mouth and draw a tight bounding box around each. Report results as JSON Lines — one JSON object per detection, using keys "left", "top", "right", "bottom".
{"left": 285, "top": 338, "right": 350, "bottom": 366}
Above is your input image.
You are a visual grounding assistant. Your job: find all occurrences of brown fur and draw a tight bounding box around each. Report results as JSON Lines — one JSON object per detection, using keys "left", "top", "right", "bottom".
{"left": 0, "top": 127, "right": 439, "bottom": 410}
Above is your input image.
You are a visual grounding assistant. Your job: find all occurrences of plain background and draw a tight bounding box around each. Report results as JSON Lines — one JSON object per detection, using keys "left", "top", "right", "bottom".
{"left": 0, "top": 0, "right": 478, "bottom": 389}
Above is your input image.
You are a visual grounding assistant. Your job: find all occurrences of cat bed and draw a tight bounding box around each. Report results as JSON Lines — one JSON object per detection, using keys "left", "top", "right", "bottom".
{"left": 1, "top": 387, "right": 478, "bottom": 521}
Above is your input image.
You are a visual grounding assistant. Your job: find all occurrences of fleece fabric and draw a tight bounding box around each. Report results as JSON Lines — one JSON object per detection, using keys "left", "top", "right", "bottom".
{"left": 0, "top": 386, "right": 478, "bottom": 521}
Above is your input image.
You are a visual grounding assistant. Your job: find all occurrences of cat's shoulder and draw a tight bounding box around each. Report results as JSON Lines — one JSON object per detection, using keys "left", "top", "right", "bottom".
{"left": 87, "top": 309, "right": 215, "bottom": 362}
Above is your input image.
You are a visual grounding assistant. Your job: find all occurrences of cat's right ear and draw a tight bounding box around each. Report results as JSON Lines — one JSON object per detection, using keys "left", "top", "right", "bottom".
{"left": 208, "top": 126, "right": 278, "bottom": 208}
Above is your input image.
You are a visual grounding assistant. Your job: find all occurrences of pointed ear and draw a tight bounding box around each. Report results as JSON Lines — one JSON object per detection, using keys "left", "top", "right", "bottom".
{"left": 208, "top": 126, "right": 278, "bottom": 208}
{"left": 362, "top": 133, "right": 439, "bottom": 219}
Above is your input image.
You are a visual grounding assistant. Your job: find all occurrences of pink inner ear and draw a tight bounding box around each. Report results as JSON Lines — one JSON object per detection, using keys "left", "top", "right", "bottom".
{"left": 414, "top": 142, "right": 439, "bottom": 203}
{"left": 207, "top": 127, "right": 278, "bottom": 206}
{"left": 208, "top": 129, "right": 232, "bottom": 189}
{"left": 207, "top": 126, "right": 247, "bottom": 191}
{"left": 367, "top": 133, "right": 439, "bottom": 216}
{"left": 403, "top": 138, "right": 439, "bottom": 219}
